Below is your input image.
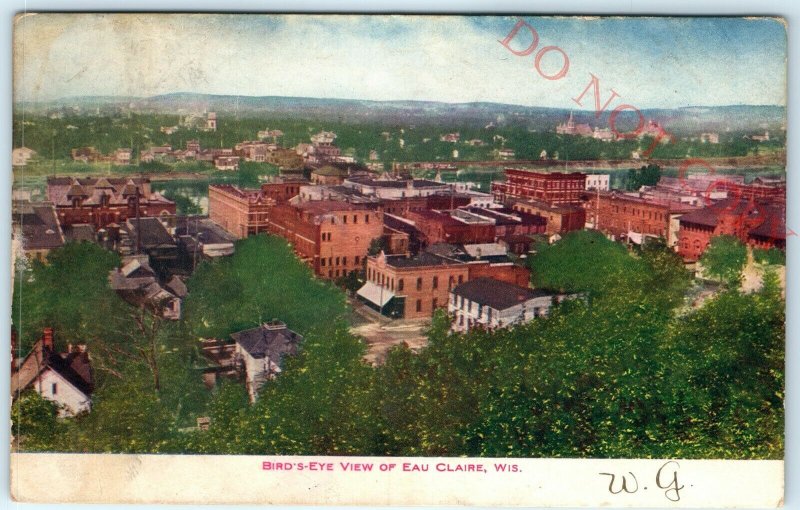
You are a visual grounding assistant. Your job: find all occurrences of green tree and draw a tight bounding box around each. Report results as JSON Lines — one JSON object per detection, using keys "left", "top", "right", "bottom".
{"left": 700, "top": 235, "right": 747, "bottom": 285}
{"left": 12, "top": 242, "right": 128, "bottom": 353}
{"left": 11, "top": 392, "right": 65, "bottom": 451}
{"left": 184, "top": 234, "right": 348, "bottom": 339}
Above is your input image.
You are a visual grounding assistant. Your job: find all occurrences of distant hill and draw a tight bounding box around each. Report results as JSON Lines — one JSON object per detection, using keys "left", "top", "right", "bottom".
{"left": 15, "top": 93, "right": 786, "bottom": 134}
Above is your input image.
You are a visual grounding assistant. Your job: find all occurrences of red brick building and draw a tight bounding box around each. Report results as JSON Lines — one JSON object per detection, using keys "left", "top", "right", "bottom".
{"left": 46, "top": 177, "right": 176, "bottom": 229}
{"left": 208, "top": 184, "right": 275, "bottom": 239}
{"left": 512, "top": 199, "right": 586, "bottom": 235}
{"left": 260, "top": 177, "right": 308, "bottom": 204}
{"left": 360, "top": 250, "right": 531, "bottom": 319}
{"left": 492, "top": 170, "right": 587, "bottom": 205}
{"left": 677, "top": 198, "right": 785, "bottom": 261}
{"left": 585, "top": 191, "right": 696, "bottom": 247}
{"left": 267, "top": 200, "right": 384, "bottom": 279}
{"left": 405, "top": 210, "right": 496, "bottom": 246}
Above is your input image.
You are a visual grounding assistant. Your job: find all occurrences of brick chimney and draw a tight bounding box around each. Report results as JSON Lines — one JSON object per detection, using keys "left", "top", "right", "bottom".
{"left": 42, "top": 327, "right": 54, "bottom": 351}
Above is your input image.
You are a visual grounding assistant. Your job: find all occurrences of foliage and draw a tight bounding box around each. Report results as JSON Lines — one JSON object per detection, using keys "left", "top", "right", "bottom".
{"left": 12, "top": 242, "right": 127, "bottom": 353}
{"left": 753, "top": 247, "right": 785, "bottom": 266}
{"left": 626, "top": 164, "right": 661, "bottom": 191}
{"left": 335, "top": 270, "right": 365, "bottom": 294}
{"left": 184, "top": 234, "right": 348, "bottom": 338}
{"left": 700, "top": 235, "right": 747, "bottom": 285}
{"left": 12, "top": 392, "right": 65, "bottom": 451}
{"left": 528, "top": 230, "right": 643, "bottom": 295}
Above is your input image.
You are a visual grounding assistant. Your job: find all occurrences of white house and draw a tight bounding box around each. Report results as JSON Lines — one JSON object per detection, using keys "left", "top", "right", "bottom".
{"left": 232, "top": 321, "right": 302, "bottom": 402}
{"left": 448, "top": 278, "right": 574, "bottom": 333}
{"left": 11, "top": 328, "right": 94, "bottom": 417}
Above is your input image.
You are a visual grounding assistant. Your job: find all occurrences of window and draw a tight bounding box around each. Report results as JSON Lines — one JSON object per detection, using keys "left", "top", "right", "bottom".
{"left": 329, "top": 270, "right": 333, "bottom": 278}
{"left": 432, "top": 298, "right": 438, "bottom": 309}
{"left": 448, "top": 276, "right": 454, "bottom": 289}
{"left": 353, "top": 215, "right": 358, "bottom": 224}
{"left": 321, "top": 258, "right": 326, "bottom": 267}
{"left": 398, "top": 279, "right": 404, "bottom": 291}
{"left": 331, "top": 217, "right": 335, "bottom": 225}
{"left": 355, "top": 256, "right": 360, "bottom": 265}
{"left": 336, "top": 257, "right": 340, "bottom": 266}
{"left": 329, "top": 257, "right": 333, "bottom": 266}
{"left": 391, "top": 279, "right": 395, "bottom": 291}
{"left": 458, "top": 275, "right": 464, "bottom": 284}
{"left": 416, "top": 299, "right": 422, "bottom": 312}
{"left": 343, "top": 215, "right": 347, "bottom": 224}
{"left": 343, "top": 256, "right": 347, "bottom": 266}
{"left": 51, "top": 383, "right": 57, "bottom": 395}
{"left": 432, "top": 276, "right": 438, "bottom": 289}
{"left": 416, "top": 277, "right": 423, "bottom": 291}
{"left": 365, "top": 214, "right": 369, "bottom": 223}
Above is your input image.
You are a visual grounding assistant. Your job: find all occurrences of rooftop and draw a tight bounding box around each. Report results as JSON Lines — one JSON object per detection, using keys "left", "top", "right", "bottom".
{"left": 452, "top": 278, "right": 552, "bottom": 311}
{"left": 231, "top": 321, "right": 303, "bottom": 360}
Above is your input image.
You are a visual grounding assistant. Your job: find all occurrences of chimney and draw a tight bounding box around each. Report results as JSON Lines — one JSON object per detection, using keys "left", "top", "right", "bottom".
{"left": 42, "top": 327, "right": 54, "bottom": 351}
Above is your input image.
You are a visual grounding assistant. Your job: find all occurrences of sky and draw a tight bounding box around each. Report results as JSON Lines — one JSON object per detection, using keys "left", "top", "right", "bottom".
{"left": 12, "top": 14, "right": 787, "bottom": 109}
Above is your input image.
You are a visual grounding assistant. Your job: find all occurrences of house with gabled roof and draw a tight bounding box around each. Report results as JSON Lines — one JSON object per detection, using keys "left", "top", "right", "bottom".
{"left": 11, "top": 328, "right": 94, "bottom": 417}
{"left": 231, "top": 321, "right": 302, "bottom": 402}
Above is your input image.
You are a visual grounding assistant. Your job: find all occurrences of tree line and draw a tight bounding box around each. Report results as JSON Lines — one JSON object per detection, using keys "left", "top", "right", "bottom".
{"left": 12, "top": 232, "right": 783, "bottom": 459}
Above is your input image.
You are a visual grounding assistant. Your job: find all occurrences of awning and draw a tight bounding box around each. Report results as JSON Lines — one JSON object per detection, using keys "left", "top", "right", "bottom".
{"left": 357, "top": 281, "right": 395, "bottom": 307}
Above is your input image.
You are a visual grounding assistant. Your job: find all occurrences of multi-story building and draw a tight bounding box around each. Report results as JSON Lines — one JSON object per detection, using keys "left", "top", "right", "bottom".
{"left": 555, "top": 113, "right": 593, "bottom": 136}
{"left": 585, "top": 174, "right": 610, "bottom": 191}
{"left": 511, "top": 199, "right": 586, "bottom": 235}
{"left": 267, "top": 200, "right": 383, "bottom": 279}
{"left": 677, "top": 198, "right": 785, "bottom": 261}
{"left": 492, "top": 169, "right": 587, "bottom": 205}
{"left": 359, "top": 246, "right": 530, "bottom": 319}
{"left": 46, "top": 176, "right": 176, "bottom": 229}
{"left": 260, "top": 176, "right": 308, "bottom": 204}
{"left": 584, "top": 191, "right": 695, "bottom": 247}
{"left": 309, "top": 131, "right": 341, "bottom": 163}
{"left": 208, "top": 184, "right": 275, "bottom": 239}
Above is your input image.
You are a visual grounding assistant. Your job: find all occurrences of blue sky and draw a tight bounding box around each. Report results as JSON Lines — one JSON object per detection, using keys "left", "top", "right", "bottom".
{"left": 13, "top": 14, "right": 787, "bottom": 108}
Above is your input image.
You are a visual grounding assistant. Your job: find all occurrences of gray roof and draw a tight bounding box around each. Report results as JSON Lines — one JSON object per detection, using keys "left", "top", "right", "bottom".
{"left": 452, "top": 278, "right": 552, "bottom": 311}
{"left": 231, "top": 321, "right": 302, "bottom": 360}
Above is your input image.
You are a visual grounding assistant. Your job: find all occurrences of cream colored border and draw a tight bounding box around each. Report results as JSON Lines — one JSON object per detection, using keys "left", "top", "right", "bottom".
{"left": 10, "top": 454, "right": 783, "bottom": 507}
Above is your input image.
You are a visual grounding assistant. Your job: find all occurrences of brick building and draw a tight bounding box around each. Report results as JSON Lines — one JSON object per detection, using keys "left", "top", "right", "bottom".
{"left": 511, "top": 199, "right": 586, "bottom": 235}
{"left": 677, "top": 198, "right": 785, "bottom": 261}
{"left": 405, "top": 209, "right": 496, "bottom": 245}
{"left": 492, "top": 169, "right": 587, "bottom": 205}
{"left": 267, "top": 200, "right": 383, "bottom": 279}
{"left": 260, "top": 177, "right": 308, "bottom": 204}
{"left": 46, "top": 177, "right": 176, "bottom": 229}
{"left": 208, "top": 184, "right": 275, "bottom": 239}
{"left": 359, "top": 247, "right": 530, "bottom": 319}
{"left": 584, "top": 191, "right": 696, "bottom": 247}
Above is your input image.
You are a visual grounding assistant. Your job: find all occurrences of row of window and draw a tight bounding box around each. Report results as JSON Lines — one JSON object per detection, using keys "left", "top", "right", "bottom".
{"left": 331, "top": 213, "right": 371, "bottom": 225}
{"left": 611, "top": 205, "right": 667, "bottom": 222}
{"left": 320, "top": 255, "right": 360, "bottom": 267}
{"left": 367, "top": 268, "right": 465, "bottom": 292}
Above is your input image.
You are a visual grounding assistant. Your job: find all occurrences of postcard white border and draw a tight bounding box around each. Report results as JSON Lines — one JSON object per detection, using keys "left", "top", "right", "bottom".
{"left": 3, "top": 2, "right": 798, "bottom": 509}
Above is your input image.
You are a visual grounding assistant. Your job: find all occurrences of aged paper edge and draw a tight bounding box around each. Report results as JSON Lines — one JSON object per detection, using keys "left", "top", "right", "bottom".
{"left": 9, "top": 454, "right": 784, "bottom": 507}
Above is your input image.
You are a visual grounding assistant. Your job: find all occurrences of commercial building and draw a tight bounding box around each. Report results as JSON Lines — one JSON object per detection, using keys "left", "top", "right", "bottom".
{"left": 511, "top": 199, "right": 586, "bottom": 235}
{"left": 677, "top": 198, "right": 785, "bottom": 261}
{"left": 359, "top": 245, "right": 530, "bottom": 319}
{"left": 492, "top": 169, "right": 587, "bottom": 205}
{"left": 267, "top": 200, "right": 383, "bottom": 279}
{"left": 584, "top": 191, "right": 696, "bottom": 247}
{"left": 208, "top": 184, "right": 275, "bottom": 239}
